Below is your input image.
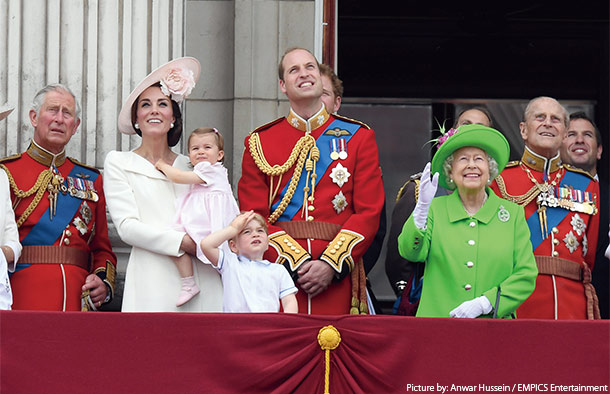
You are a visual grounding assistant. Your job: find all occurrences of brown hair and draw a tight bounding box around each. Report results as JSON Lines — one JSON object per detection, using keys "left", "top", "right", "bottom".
{"left": 186, "top": 127, "right": 225, "bottom": 163}
{"left": 319, "top": 63, "right": 344, "bottom": 98}
{"left": 131, "top": 82, "right": 183, "bottom": 147}
{"left": 278, "top": 47, "right": 320, "bottom": 82}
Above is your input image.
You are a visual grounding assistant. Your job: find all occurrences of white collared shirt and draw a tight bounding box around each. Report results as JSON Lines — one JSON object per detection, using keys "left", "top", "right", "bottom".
{"left": 217, "top": 250, "right": 297, "bottom": 313}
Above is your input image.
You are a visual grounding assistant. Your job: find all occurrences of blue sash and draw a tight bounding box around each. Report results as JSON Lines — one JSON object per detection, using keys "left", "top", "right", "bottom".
{"left": 527, "top": 170, "right": 592, "bottom": 250}
{"left": 272, "top": 119, "right": 360, "bottom": 222}
{"left": 22, "top": 164, "right": 98, "bottom": 246}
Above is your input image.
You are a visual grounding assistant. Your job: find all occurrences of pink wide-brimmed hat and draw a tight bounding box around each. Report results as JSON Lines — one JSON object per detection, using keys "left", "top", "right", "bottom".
{"left": 118, "top": 57, "right": 201, "bottom": 134}
{"left": 0, "top": 104, "right": 14, "bottom": 122}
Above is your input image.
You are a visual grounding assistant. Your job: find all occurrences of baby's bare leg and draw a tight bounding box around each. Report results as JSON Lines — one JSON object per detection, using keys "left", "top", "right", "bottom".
{"left": 172, "top": 254, "right": 194, "bottom": 278}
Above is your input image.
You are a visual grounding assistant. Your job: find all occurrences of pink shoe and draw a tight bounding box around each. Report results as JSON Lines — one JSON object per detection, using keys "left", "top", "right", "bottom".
{"left": 176, "top": 276, "right": 200, "bottom": 307}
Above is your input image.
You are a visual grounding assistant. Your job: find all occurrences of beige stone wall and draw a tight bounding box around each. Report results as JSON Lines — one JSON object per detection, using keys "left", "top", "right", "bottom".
{"left": 184, "top": 0, "right": 318, "bottom": 188}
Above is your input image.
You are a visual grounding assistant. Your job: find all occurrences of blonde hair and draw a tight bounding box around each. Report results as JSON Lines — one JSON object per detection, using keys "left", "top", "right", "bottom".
{"left": 187, "top": 127, "right": 224, "bottom": 162}
{"left": 245, "top": 211, "right": 268, "bottom": 234}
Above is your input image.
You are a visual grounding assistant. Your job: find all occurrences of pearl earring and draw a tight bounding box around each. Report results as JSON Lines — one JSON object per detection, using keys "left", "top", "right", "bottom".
{"left": 447, "top": 178, "right": 454, "bottom": 184}
{"left": 170, "top": 122, "right": 175, "bottom": 128}
{"left": 134, "top": 123, "right": 139, "bottom": 129}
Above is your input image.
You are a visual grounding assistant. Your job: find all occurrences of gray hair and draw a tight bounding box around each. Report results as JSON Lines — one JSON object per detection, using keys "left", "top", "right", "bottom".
{"left": 31, "top": 84, "right": 81, "bottom": 119}
{"left": 443, "top": 152, "right": 499, "bottom": 190}
{"left": 523, "top": 96, "right": 569, "bottom": 129}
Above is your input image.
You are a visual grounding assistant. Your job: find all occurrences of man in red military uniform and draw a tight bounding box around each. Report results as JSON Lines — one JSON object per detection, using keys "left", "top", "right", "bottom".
{"left": 1, "top": 84, "right": 116, "bottom": 311}
{"left": 491, "top": 96, "right": 599, "bottom": 319}
{"left": 238, "top": 48, "right": 384, "bottom": 314}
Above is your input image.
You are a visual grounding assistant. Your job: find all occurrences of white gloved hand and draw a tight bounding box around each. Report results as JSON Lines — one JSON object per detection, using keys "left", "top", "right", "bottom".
{"left": 412, "top": 162, "right": 439, "bottom": 229}
{"left": 450, "top": 296, "right": 493, "bottom": 318}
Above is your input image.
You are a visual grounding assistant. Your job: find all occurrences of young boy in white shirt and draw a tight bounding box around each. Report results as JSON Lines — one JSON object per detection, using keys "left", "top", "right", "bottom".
{"left": 201, "top": 210, "right": 298, "bottom": 313}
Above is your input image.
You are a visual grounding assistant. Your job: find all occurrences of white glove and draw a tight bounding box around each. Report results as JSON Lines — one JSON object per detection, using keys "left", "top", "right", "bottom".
{"left": 412, "top": 162, "right": 439, "bottom": 229}
{"left": 450, "top": 296, "right": 493, "bottom": 318}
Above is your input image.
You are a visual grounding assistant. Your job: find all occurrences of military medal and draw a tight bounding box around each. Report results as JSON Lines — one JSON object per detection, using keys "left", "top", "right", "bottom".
{"left": 330, "top": 139, "right": 340, "bottom": 160}
{"left": 563, "top": 231, "right": 579, "bottom": 253}
{"left": 556, "top": 186, "right": 597, "bottom": 215}
{"left": 332, "top": 191, "right": 348, "bottom": 213}
{"left": 73, "top": 217, "right": 88, "bottom": 235}
{"left": 498, "top": 205, "right": 510, "bottom": 222}
{"left": 80, "top": 201, "right": 92, "bottom": 225}
{"left": 330, "top": 163, "right": 350, "bottom": 187}
{"left": 338, "top": 139, "right": 348, "bottom": 160}
{"left": 570, "top": 213, "right": 586, "bottom": 236}
{"left": 47, "top": 166, "right": 64, "bottom": 220}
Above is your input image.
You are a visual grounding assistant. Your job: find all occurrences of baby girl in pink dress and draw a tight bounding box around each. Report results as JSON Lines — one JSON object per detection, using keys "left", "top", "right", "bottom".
{"left": 156, "top": 128, "right": 239, "bottom": 306}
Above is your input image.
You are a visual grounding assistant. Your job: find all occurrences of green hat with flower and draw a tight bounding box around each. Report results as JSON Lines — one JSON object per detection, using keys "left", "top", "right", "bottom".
{"left": 431, "top": 124, "right": 510, "bottom": 189}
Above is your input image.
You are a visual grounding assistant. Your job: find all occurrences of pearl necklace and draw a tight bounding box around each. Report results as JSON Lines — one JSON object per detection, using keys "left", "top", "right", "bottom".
{"left": 463, "top": 193, "right": 488, "bottom": 217}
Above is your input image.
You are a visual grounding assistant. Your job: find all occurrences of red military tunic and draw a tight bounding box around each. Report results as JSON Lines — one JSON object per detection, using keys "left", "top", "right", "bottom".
{"left": 491, "top": 147, "right": 599, "bottom": 319}
{"left": 238, "top": 106, "right": 384, "bottom": 314}
{"left": 1, "top": 142, "right": 116, "bottom": 311}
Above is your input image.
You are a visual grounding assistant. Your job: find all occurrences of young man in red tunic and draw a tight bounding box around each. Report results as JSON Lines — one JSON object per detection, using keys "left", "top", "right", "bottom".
{"left": 238, "top": 48, "right": 384, "bottom": 314}
{"left": 1, "top": 84, "right": 116, "bottom": 311}
{"left": 491, "top": 96, "right": 600, "bottom": 319}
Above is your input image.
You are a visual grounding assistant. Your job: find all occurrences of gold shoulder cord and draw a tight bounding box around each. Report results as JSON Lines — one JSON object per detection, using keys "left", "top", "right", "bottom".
{"left": 248, "top": 133, "right": 317, "bottom": 224}
{"left": 494, "top": 174, "right": 540, "bottom": 206}
{"left": 0, "top": 163, "right": 53, "bottom": 227}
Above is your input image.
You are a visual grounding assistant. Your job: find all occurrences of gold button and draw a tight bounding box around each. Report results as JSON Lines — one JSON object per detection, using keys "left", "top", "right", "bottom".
{"left": 337, "top": 241, "right": 343, "bottom": 246}
{"left": 308, "top": 206, "right": 315, "bottom": 211}
{"left": 553, "top": 251, "right": 559, "bottom": 257}
{"left": 334, "top": 245, "right": 340, "bottom": 250}
{"left": 552, "top": 227, "right": 559, "bottom": 234}
{"left": 295, "top": 250, "right": 301, "bottom": 254}
{"left": 340, "top": 237, "right": 346, "bottom": 241}
{"left": 64, "top": 239, "right": 70, "bottom": 245}
{"left": 330, "top": 249, "right": 336, "bottom": 254}
{"left": 65, "top": 230, "right": 72, "bottom": 237}
{"left": 287, "top": 242, "right": 292, "bottom": 247}
{"left": 290, "top": 246, "right": 296, "bottom": 251}
{"left": 553, "top": 239, "right": 559, "bottom": 245}
{"left": 307, "top": 216, "right": 314, "bottom": 221}
{"left": 283, "top": 239, "right": 289, "bottom": 244}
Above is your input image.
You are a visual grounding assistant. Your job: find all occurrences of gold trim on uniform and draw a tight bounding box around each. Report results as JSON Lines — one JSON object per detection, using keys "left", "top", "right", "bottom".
{"left": 521, "top": 147, "right": 562, "bottom": 174}
{"left": 27, "top": 140, "right": 66, "bottom": 167}
{"left": 320, "top": 230, "right": 365, "bottom": 273}
{"left": 268, "top": 231, "right": 311, "bottom": 271}
{"left": 286, "top": 105, "right": 330, "bottom": 133}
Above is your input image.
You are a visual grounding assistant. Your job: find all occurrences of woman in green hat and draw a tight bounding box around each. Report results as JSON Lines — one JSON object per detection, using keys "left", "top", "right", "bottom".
{"left": 398, "top": 124, "right": 537, "bottom": 318}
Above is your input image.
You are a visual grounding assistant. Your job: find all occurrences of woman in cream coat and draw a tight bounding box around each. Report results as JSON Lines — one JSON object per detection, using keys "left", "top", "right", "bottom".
{"left": 0, "top": 105, "right": 22, "bottom": 309}
{"left": 104, "top": 58, "right": 222, "bottom": 312}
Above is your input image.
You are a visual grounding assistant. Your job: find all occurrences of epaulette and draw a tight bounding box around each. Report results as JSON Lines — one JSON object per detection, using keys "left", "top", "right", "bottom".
{"left": 68, "top": 157, "right": 100, "bottom": 173}
{"left": 396, "top": 172, "right": 422, "bottom": 202}
{"left": 334, "top": 114, "right": 370, "bottom": 130}
{"left": 0, "top": 153, "right": 22, "bottom": 164}
{"left": 505, "top": 160, "right": 520, "bottom": 168}
{"left": 249, "top": 118, "right": 284, "bottom": 135}
{"left": 563, "top": 163, "right": 596, "bottom": 180}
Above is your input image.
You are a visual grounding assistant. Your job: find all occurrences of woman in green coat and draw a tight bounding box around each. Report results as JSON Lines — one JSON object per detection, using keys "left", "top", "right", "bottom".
{"left": 398, "top": 124, "right": 537, "bottom": 318}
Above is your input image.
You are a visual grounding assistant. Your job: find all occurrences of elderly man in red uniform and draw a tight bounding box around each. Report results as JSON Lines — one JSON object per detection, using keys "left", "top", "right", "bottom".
{"left": 238, "top": 48, "right": 384, "bottom": 314}
{"left": 491, "top": 96, "right": 600, "bottom": 319}
{"left": 0, "top": 84, "right": 116, "bottom": 311}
